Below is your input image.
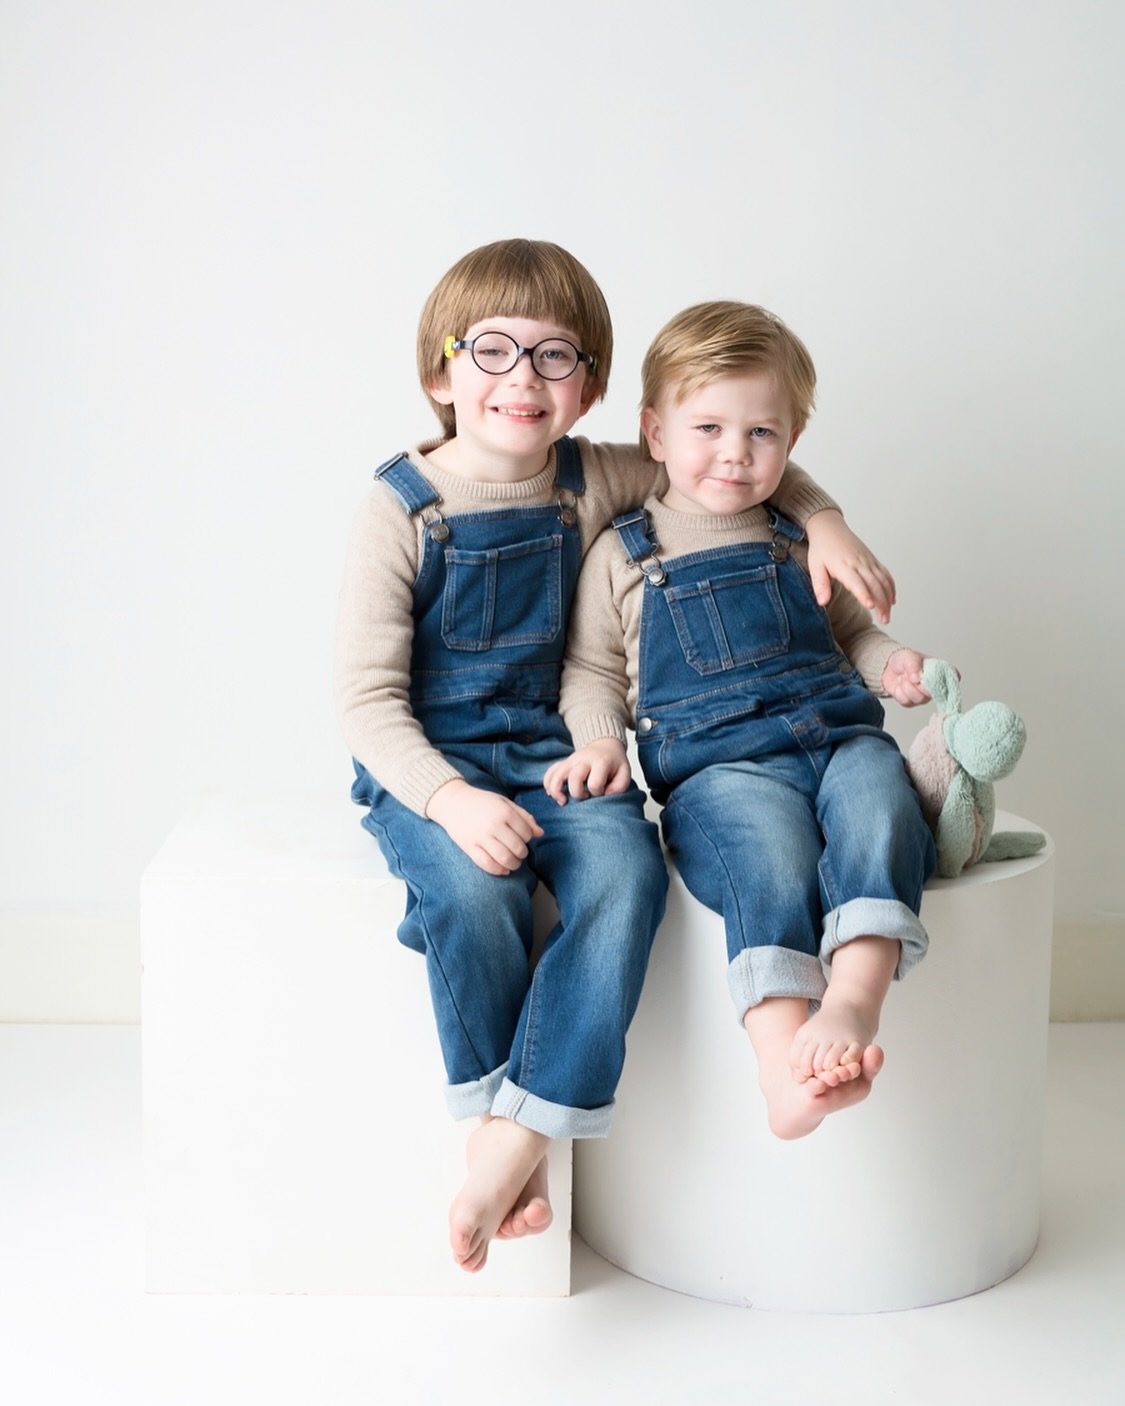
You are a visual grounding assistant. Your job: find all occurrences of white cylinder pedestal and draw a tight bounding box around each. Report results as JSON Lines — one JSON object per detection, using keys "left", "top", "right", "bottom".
{"left": 574, "top": 814, "right": 1054, "bottom": 1313}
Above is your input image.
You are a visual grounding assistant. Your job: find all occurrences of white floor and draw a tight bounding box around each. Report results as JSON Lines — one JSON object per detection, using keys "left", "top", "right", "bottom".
{"left": 1, "top": 1025, "right": 1122, "bottom": 1405}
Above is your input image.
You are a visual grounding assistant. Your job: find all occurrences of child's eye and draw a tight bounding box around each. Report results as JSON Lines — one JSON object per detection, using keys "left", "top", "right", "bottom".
{"left": 750, "top": 426, "right": 774, "bottom": 438}
{"left": 695, "top": 423, "right": 720, "bottom": 434}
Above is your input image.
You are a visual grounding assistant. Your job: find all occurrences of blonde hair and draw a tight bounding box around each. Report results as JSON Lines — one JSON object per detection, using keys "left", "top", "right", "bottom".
{"left": 640, "top": 301, "right": 817, "bottom": 452}
{"left": 417, "top": 239, "right": 613, "bottom": 437}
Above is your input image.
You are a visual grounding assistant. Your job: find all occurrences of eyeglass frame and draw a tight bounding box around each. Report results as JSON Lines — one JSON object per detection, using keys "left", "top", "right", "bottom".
{"left": 443, "top": 332, "right": 597, "bottom": 381}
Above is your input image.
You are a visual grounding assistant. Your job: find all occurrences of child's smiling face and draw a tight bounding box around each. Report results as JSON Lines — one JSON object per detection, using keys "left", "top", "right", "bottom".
{"left": 642, "top": 370, "right": 800, "bottom": 516}
{"left": 429, "top": 314, "right": 595, "bottom": 480}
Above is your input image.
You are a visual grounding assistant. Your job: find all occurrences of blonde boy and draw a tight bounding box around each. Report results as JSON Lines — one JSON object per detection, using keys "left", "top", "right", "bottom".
{"left": 547, "top": 300, "right": 937, "bottom": 1139}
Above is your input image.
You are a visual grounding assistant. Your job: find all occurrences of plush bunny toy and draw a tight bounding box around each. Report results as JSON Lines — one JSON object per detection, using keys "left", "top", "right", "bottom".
{"left": 905, "top": 658, "right": 1046, "bottom": 879}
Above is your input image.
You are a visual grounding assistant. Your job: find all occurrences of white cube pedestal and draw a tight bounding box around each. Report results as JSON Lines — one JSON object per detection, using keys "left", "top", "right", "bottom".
{"left": 142, "top": 791, "right": 571, "bottom": 1296}
{"left": 574, "top": 816, "right": 1054, "bottom": 1313}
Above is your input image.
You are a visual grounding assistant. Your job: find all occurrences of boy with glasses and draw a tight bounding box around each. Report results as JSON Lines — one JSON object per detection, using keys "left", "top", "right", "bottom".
{"left": 335, "top": 244, "right": 894, "bottom": 1271}
{"left": 546, "top": 300, "right": 937, "bottom": 1141}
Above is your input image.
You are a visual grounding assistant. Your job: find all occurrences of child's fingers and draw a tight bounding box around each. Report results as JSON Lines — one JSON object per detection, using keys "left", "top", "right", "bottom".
{"left": 873, "top": 561, "right": 896, "bottom": 605}
{"left": 567, "top": 769, "right": 592, "bottom": 800}
{"left": 506, "top": 801, "right": 544, "bottom": 837}
{"left": 592, "top": 758, "right": 632, "bottom": 795}
{"left": 809, "top": 559, "right": 832, "bottom": 606}
{"left": 583, "top": 758, "right": 614, "bottom": 796}
{"left": 469, "top": 845, "right": 517, "bottom": 877}
{"left": 542, "top": 763, "right": 570, "bottom": 804}
{"left": 861, "top": 557, "right": 895, "bottom": 599}
{"left": 888, "top": 677, "right": 929, "bottom": 707}
{"left": 604, "top": 764, "right": 632, "bottom": 795}
{"left": 545, "top": 762, "right": 593, "bottom": 803}
{"left": 856, "top": 568, "right": 891, "bottom": 622}
{"left": 836, "top": 557, "right": 895, "bottom": 623}
{"left": 543, "top": 752, "right": 628, "bottom": 804}
{"left": 480, "top": 821, "right": 538, "bottom": 872}
{"left": 841, "top": 565, "right": 876, "bottom": 612}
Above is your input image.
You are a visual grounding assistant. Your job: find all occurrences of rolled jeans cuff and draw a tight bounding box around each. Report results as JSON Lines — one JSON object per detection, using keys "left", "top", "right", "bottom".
{"left": 490, "top": 1076, "right": 613, "bottom": 1139}
{"left": 444, "top": 1062, "right": 509, "bottom": 1120}
{"left": 820, "top": 898, "right": 929, "bottom": 980}
{"left": 727, "top": 946, "right": 827, "bottom": 1023}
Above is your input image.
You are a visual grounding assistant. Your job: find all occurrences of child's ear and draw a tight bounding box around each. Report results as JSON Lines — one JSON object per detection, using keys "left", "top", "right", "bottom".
{"left": 787, "top": 427, "right": 802, "bottom": 455}
{"left": 429, "top": 377, "right": 454, "bottom": 407}
{"left": 640, "top": 407, "right": 666, "bottom": 461}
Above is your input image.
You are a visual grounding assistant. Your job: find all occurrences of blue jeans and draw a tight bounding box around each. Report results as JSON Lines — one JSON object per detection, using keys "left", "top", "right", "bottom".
{"left": 660, "top": 734, "right": 935, "bottom": 1021}
{"left": 354, "top": 734, "right": 667, "bottom": 1139}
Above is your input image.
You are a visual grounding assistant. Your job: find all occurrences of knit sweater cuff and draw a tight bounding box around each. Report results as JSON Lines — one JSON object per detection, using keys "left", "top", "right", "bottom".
{"left": 856, "top": 638, "right": 902, "bottom": 695}
{"left": 566, "top": 712, "right": 630, "bottom": 749}
{"left": 402, "top": 754, "right": 466, "bottom": 819}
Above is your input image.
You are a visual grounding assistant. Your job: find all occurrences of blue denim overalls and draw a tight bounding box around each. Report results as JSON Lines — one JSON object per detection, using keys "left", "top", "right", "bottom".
{"left": 350, "top": 441, "right": 667, "bottom": 1138}
{"left": 613, "top": 505, "right": 935, "bottom": 1019}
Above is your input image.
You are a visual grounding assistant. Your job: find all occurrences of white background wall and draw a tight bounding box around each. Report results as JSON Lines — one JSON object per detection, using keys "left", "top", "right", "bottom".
{"left": 2, "top": 0, "right": 1122, "bottom": 1017}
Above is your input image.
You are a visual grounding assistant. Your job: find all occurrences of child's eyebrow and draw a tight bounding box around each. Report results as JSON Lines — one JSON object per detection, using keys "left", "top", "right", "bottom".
{"left": 691, "top": 410, "right": 786, "bottom": 425}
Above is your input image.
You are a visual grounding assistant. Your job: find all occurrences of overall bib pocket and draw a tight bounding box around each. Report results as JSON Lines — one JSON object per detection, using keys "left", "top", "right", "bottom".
{"left": 441, "top": 534, "right": 564, "bottom": 652}
{"left": 663, "top": 565, "right": 790, "bottom": 676}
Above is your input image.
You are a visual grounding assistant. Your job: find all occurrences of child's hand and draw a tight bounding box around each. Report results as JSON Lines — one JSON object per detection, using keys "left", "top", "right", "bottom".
{"left": 882, "top": 649, "right": 931, "bottom": 706}
{"left": 543, "top": 739, "right": 631, "bottom": 805}
{"left": 805, "top": 509, "right": 896, "bottom": 624}
{"left": 425, "top": 778, "right": 543, "bottom": 876}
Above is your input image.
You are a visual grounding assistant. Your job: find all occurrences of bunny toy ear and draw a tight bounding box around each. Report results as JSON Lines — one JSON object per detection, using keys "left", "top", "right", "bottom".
{"left": 922, "top": 658, "right": 961, "bottom": 714}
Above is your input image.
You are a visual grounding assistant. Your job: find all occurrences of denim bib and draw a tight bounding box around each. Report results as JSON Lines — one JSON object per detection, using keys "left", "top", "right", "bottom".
{"left": 375, "top": 437, "right": 585, "bottom": 746}
{"left": 613, "top": 507, "right": 888, "bottom": 800}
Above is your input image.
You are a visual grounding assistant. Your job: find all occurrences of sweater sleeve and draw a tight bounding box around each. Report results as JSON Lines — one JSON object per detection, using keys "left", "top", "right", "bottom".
{"left": 333, "top": 487, "right": 462, "bottom": 815}
{"left": 826, "top": 583, "right": 902, "bottom": 695}
{"left": 766, "top": 460, "right": 839, "bottom": 525}
{"left": 558, "top": 529, "right": 634, "bottom": 747}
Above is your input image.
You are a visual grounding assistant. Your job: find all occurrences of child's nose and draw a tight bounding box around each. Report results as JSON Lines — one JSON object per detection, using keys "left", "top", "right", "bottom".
{"left": 506, "top": 351, "right": 543, "bottom": 385}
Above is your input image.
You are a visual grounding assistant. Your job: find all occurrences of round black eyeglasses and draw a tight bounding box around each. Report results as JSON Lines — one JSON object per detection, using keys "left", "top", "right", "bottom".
{"left": 443, "top": 331, "right": 596, "bottom": 381}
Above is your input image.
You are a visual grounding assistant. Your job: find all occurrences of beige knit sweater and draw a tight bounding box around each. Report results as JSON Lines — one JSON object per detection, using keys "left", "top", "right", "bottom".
{"left": 558, "top": 494, "right": 902, "bottom": 752}
{"left": 334, "top": 437, "right": 837, "bottom": 815}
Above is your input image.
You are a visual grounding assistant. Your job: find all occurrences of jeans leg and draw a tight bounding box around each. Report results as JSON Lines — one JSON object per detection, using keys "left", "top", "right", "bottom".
{"left": 815, "top": 735, "right": 937, "bottom": 978}
{"left": 357, "top": 774, "right": 537, "bottom": 1118}
{"left": 487, "top": 767, "right": 667, "bottom": 1138}
{"left": 660, "top": 757, "right": 828, "bottom": 1022}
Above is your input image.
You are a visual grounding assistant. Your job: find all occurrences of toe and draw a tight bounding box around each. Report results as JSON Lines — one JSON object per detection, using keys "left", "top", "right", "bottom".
{"left": 522, "top": 1199, "right": 552, "bottom": 1233}
{"left": 461, "top": 1241, "right": 489, "bottom": 1273}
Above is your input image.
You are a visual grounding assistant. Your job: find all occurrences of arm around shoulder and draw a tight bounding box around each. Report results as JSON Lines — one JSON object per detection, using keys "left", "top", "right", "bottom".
{"left": 767, "top": 459, "right": 838, "bottom": 524}
{"left": 769, "top": 461, "right": 896, "bottom": 622}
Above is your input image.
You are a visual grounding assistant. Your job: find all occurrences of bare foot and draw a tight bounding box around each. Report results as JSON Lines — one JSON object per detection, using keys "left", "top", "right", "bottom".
{"left": 745, "top": 996, "right": 885, "bottom": 1139}
{"left": 789, "top": 996, "right": 872, "bottom": 1084}
{"left": 495, "top": 1156, "right": 553, "bottom": 1240}
{"left": 790, "top": 936, "right": 899, "bottom": 1083}
{"left": 448, "top": 1119, "right": 550, "bottom": 1272}
{"left": 761, "top": 1044, "right": 884, "bottom": 1139}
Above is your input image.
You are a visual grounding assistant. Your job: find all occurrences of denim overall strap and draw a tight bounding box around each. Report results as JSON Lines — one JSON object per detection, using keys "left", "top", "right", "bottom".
{"left": 767, "top": 508, "right": 806, "bottom": 543}
{"left": 766, "top": 507, "right": 806, "bottom": 564}
{"left": 613, "top": 508, "right": 668, "bottom": 585}
{"left": 372, "top": 453, "right": 441, "bottom": 515}
{"left": 552, "top": 435, "right": 585, "bottom": 497}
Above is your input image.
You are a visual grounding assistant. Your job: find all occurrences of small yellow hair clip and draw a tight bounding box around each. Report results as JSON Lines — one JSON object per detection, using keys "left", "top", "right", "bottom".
{"left": 443, "top": 335, "right": 458, "bottom": 359}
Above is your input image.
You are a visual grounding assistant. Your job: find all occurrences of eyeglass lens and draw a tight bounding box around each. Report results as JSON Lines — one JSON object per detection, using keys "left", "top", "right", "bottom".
{"left": 470, "top": 332, "right": 581, "bottom": 380}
